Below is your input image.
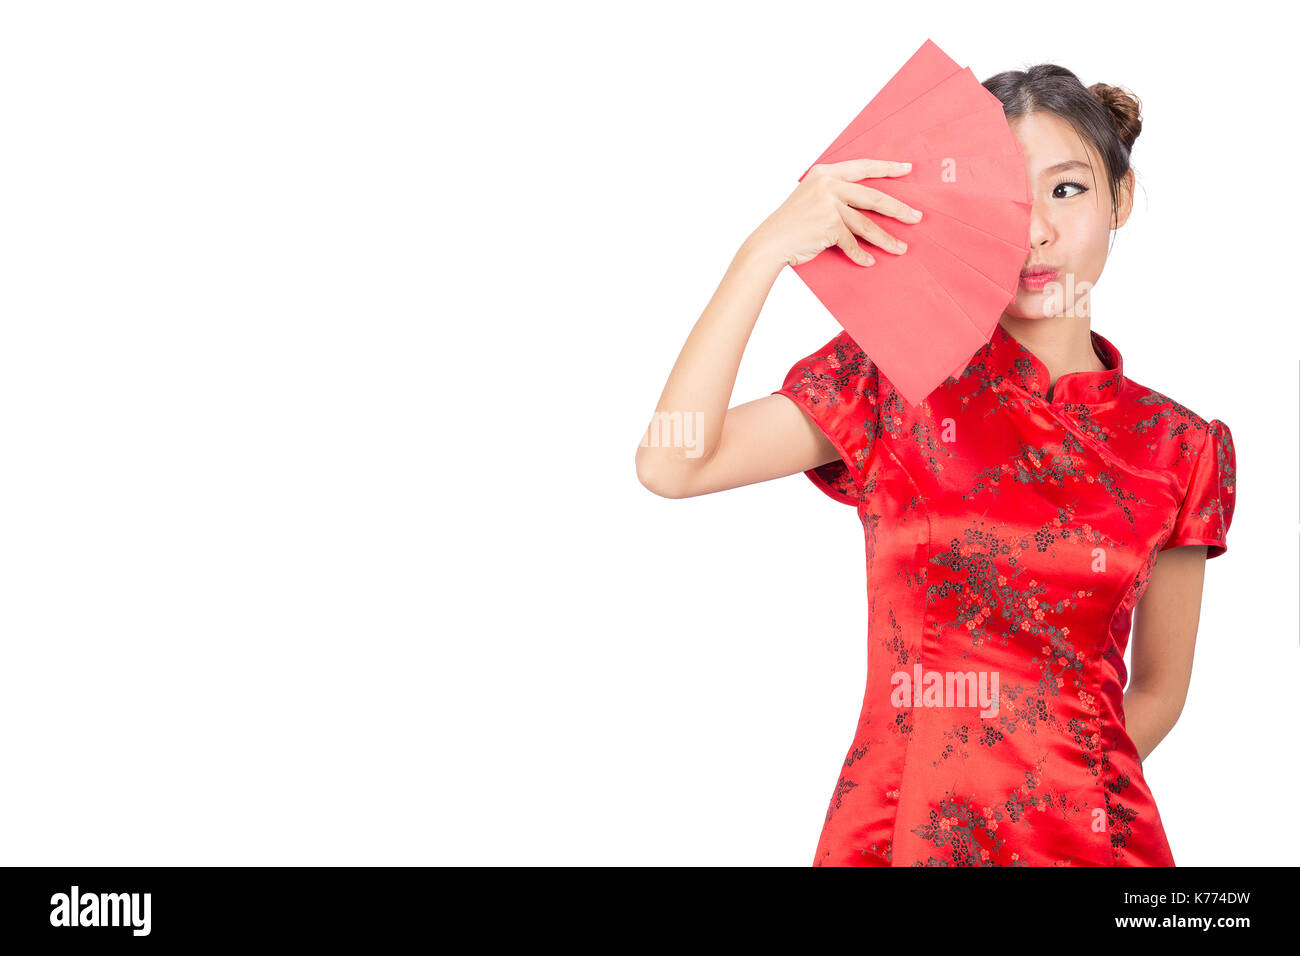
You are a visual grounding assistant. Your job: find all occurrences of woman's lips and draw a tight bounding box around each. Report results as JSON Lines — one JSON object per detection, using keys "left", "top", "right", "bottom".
{"left": 1019, "top": 269, "right": 1059, "bottom": 291}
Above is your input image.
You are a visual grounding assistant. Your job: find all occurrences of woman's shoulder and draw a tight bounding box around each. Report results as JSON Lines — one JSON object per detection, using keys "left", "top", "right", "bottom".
{"left": 778, "top": 329, "right": 879, "bottom": 400}
{"left": 1116, "top": 373, "right": 1229, "bottom": 466}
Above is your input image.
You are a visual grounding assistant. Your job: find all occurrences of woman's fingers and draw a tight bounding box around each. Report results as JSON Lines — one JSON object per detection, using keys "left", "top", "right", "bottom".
{"left": 810, "top": 157, "right": 913, "bottom": 182}
{"left": 835, "top": 225, "right": 875, "bottom": 267}
{"left": 838, "top": 180, "right": 923, "bottom": 224}
{"left": 822, "top": 158, "right": 920, "bottom": 262}
{"left": 756, "top": 156, "right": 919, "bottom": 269}
{"left": 840, "top": 202, "right": 908, "bottom": 256}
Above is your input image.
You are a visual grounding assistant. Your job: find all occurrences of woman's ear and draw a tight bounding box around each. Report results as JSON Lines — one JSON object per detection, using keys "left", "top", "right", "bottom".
{"left": 1113, "top": 168, "right": 1136, "bottom": 229}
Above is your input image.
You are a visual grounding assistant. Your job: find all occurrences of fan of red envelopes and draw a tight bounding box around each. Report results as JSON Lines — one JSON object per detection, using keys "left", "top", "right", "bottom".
{"left": 791, "top": 38, "right": 1033, "bottom": 407}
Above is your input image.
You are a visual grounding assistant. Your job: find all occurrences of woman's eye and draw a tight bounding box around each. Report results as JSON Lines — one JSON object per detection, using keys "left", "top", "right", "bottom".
{"left": 1052, "top": 181, "right": 1088, "bottom": 199}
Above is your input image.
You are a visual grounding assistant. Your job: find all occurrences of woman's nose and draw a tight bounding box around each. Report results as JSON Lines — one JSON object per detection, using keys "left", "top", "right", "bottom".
{"left": 1027, "top": 202, "right": 1054, "bottom": 247}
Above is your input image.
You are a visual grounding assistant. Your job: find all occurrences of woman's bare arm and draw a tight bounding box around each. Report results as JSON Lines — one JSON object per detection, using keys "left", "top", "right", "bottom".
{"left": 1123, "top": 544, "right": 1209, "bottom": 762}
{"left": 634, "top": 239, "right": 840, "bottom": 499}
{"left": 635, "top": 158, "right": 921, "bottom": 499}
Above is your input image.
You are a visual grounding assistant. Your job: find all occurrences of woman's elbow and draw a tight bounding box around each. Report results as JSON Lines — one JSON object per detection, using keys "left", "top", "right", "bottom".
{"left": 635, "top": 447, "right": 691, "bottom": 498}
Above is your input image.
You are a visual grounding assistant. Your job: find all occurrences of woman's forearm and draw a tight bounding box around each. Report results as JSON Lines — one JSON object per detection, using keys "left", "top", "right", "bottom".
{"left": 635, "top": 236, "right": 786, "bottom": 484}
{"left": 1122, "top": 684, "right": 1185, "bottom": 763}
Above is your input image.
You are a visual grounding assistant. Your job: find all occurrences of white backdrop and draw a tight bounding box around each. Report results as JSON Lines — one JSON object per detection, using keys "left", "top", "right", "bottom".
{"left": 0, "top": 1, "right": 1290, "bottom": 866}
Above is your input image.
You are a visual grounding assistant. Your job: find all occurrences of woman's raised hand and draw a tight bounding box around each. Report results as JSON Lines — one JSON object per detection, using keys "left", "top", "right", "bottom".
{"left": 747, "top": 157, "right": 923, "bottom": 268}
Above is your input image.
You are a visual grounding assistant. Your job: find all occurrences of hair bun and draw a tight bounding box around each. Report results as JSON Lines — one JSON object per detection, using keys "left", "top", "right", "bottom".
{"left": 1088, "top": 82, "right": 1142, "bottom": 153}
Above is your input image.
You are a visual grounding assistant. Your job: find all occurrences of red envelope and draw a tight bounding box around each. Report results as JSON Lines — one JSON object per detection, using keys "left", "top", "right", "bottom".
{"left": 791, "top": 39, "right": 1032, "bottom": 405}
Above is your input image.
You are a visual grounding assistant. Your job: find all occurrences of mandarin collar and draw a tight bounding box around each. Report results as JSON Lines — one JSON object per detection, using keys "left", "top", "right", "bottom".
{"left": 981, "top": 323, "right": 1124, "bottom": 405}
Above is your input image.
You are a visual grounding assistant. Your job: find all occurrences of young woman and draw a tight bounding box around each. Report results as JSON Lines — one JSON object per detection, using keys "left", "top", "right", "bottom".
{"left": 635, "top": 64, "right": 1236, "bottom": 867}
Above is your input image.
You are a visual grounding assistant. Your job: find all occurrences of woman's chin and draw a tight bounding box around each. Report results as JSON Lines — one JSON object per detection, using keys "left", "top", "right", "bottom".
{"left": 1004, "top": 295, "right": 1051, "bottom": 321}
{"left": 1006, "top": 291, "right": 1082, "bottom": 321}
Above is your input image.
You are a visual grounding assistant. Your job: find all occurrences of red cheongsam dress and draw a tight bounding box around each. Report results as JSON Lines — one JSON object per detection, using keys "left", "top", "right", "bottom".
{"left": 773, "top": 322, "right": 1236, "bottom": 866}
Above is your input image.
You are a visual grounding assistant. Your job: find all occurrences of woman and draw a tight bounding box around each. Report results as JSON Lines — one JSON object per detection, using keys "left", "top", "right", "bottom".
{"left": 634, "top": 64, "right": 1236, "bottom": 866}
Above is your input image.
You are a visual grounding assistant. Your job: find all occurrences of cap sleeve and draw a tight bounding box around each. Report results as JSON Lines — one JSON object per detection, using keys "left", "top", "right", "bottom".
{"left": 1161, "top": 418, "right": 1236, "bottom": 559}
{"left": 772, "top": 330, "right": 881, "bottom": 506}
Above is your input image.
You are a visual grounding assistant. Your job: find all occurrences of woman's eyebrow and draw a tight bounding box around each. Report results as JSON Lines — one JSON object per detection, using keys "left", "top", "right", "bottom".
{"left": 1038, "top": 159, "right": 1093, "bottom": 176}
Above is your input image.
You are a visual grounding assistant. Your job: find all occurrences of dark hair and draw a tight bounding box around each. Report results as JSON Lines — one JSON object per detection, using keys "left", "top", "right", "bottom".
{"left": 982, "top": 64, "right": 1142, "bottom": 228}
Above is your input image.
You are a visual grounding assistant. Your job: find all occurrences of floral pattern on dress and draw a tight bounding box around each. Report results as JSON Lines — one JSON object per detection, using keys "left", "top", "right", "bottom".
{"left": 774, "top": 323, "right": 1236, "bottom": 866}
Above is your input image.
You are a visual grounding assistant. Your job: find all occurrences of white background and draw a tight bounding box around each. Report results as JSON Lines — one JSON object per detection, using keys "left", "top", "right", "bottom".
{"left": 0, "top": 2, "right": 1291, "bottom": 865}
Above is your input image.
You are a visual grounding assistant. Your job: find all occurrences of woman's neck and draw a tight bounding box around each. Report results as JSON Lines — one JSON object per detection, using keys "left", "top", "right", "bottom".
{"left": 998, "top": 313, "right": 1109, "bottom": 387}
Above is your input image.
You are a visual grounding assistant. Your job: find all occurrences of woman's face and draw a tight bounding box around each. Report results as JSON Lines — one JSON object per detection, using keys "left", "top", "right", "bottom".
{"left": 1004, "top": 110, "right": 1134, "bottom": 321}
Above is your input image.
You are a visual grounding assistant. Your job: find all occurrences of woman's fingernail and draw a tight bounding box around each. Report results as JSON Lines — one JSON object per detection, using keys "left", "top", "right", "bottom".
{"left": 910, "top": 208, "right": 923, "bottom": 221}
{"left": 897, "top": 240, "right": 908, "bottom": 252}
